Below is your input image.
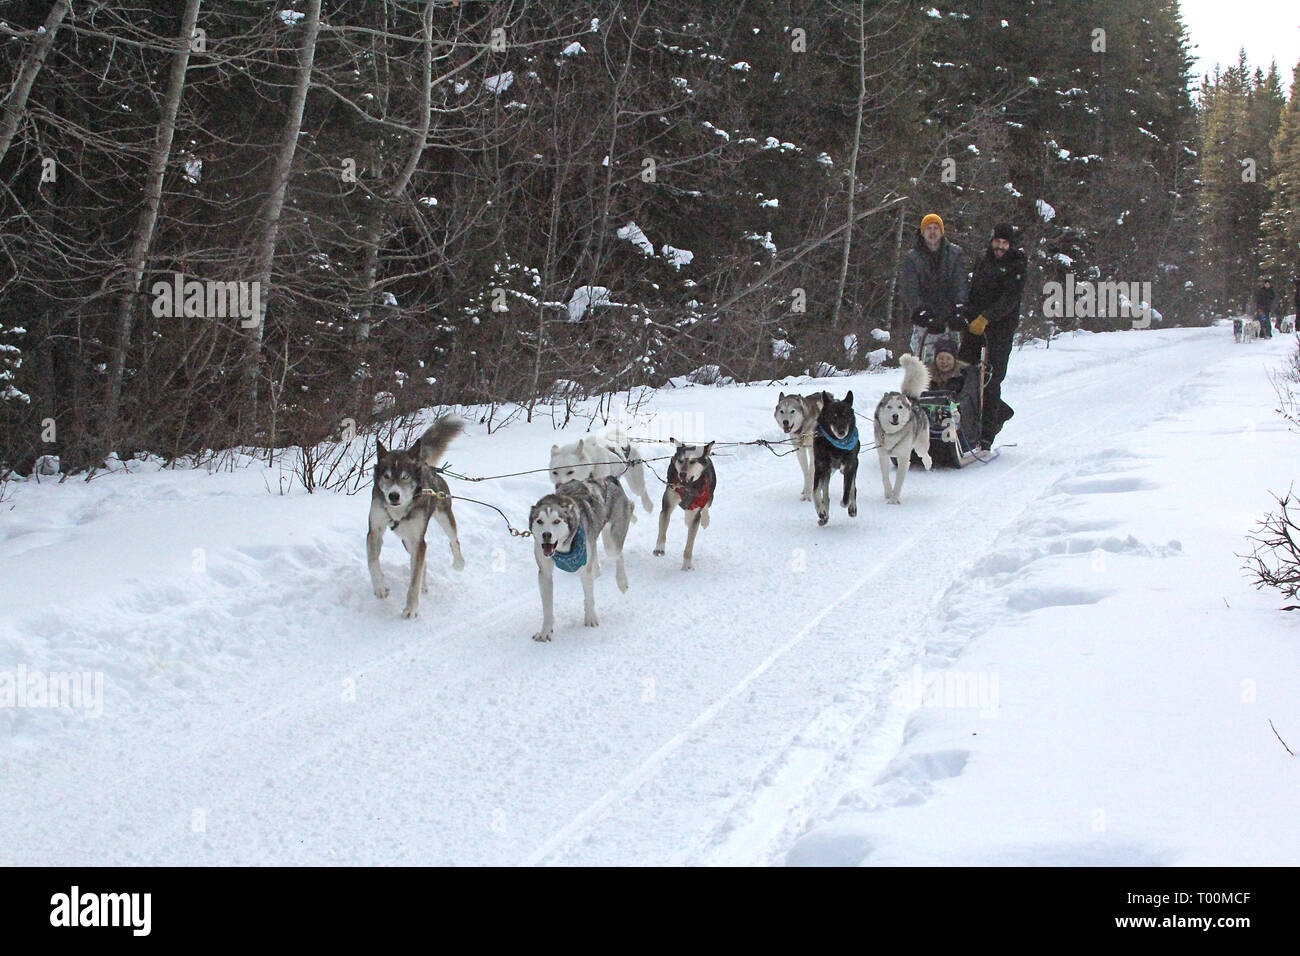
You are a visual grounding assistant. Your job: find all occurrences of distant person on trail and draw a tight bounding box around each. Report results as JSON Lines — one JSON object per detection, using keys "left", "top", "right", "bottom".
{"left": 902, "top": 213, "right": 968, "bottom": 363}
{"left": 963, "top": 222, "right": 1027, "bottom": 450}
{"left": 1254, "top": 278, "right": 1274, "bottom": 339}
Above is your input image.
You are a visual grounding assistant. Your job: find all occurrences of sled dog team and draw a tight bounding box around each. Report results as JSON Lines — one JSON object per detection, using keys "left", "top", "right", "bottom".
{"left": 368, "top": 356, "right": 934, "bottom": 640}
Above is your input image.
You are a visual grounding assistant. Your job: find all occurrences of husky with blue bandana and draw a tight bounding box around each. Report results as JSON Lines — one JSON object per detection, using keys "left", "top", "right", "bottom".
{"left": 529, "top": 477, "right": 633, "bottom": 642}
{"left": 874, "top": 353, "right": 933, "bottom": 505}
{"left": 812, "top": 391, "right": 861, "bottom": 526}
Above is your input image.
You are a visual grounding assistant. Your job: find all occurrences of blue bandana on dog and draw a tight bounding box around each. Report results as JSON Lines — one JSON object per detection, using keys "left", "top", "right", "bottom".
{"left": 818, "top": 423, "right": 860, "bottom": 451}
{"left": 550, "top": 527, "right": 588, "bottom": 573}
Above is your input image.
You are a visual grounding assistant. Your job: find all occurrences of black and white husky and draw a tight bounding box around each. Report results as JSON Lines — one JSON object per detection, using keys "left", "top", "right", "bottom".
{"left": 873, "top": 354, "right": 932, "bottom": 505}
{"left": 812, "top": 392, "right": 860, "bottom": 526}
{"left": 654, "top": 440, "right": 717, "bottom": 570}
{"left": 549, "top": 428, "right": 654, "bottom": 512}
{"left": 367, "top": 417, "right": 466, "bottom": 619}
{"left": 773, "top": 392, "right": 824, "bottom": 500}
{"left": 529, "top": 477, "right": 633, "bottom": 642}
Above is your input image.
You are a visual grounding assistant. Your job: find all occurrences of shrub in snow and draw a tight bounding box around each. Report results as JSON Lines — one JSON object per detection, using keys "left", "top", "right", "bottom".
{"left": 1243, "top": 490, "right": 1300, "bottom": 611}
{"left": 772, "top": 338, "right": 794, "bottom": 359}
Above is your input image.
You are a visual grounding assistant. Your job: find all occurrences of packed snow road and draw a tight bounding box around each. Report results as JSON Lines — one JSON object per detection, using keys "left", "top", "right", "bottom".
{"left": 1, "top": 326, "right": 1293, "bottom": 865}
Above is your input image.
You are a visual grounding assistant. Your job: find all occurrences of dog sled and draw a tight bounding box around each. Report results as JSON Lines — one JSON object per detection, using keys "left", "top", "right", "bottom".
{"left": 916, "top": 388, "right": 982, "bottom": 467}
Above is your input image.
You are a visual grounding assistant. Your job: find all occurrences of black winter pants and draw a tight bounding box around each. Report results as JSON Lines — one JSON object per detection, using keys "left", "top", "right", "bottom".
{"left": 959, "top": 319, "right": 1016, "bottom": 443}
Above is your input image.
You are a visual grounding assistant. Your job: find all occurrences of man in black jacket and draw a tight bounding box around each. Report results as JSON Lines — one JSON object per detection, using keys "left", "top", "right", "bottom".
{"left": 902, "top": 213, "right": 969, "bottom": 362}
{"left": 1254, "top": 278, "right": 1275, "bottom": 338}
{"left": 962, "top": 222, "right": 1027, "bottom": 450}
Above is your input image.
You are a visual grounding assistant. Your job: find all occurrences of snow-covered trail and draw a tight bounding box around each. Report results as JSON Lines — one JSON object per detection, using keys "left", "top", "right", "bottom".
{"left": 1, "top": 326, "right": 1292, "bottom": 865}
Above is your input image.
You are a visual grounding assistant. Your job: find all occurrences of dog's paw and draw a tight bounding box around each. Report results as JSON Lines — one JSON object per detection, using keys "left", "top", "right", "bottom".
{"left": 817, "top": 513, "right": 829, "bottom": 526}
{"left": 532, "top": 629, "right": 553, "bottom": 643}
{"left": 887, "top": 496, "right": 901, "bottom": 505}
{"left": 653, "top": 547, "right": 665, "bottom": 557}
{"left": 681, "top": 559, "right": 693, "bottom": 571}
{"left": 401, "top": 604, "right": 419, "bottom": 619}
{"left": 452, "top": 555, "right": 465, "bottom": 571}
{"left": 800, "top": 491, "right": 810, "bottom": 501}
{"left": 584, "top": 611, "right": 599, "bottom": 627}
{"left": 849, "top": 504, "right": 857, "bottom": 517}
{"left": 421, "top": 580, "right": 429, "bottom": 594}
{"left": 373, "top": 582, "right": 390, "bottom": 600}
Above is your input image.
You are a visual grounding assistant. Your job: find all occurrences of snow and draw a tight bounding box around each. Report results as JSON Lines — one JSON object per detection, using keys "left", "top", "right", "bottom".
{"left": 483, "top": 72, "right": 514, "bottom": 94}
{"left": 3, "top": 329, "right": 1299, "bottom": 865}
{"left": 566, "top": 284, "right": 612, "bottom": 321}
{"left": 617, "top": 222, "right": 654, "bottom": 255}
{"left": 1037, "top": 198, "right": 1057, "bottom": 221}
{"left": 277, "top": 10, "right": 304, "bottom": 26}
{"left": 660, "top": 245, "right": 694, "bottom": 269}
{"left": 561, "top": 42, "right": 585, "bottom": 57}
{"left": 1005, "top": 182, "right": 1023, "bottom": 197}
{"left": 870, "top": 328, "right": 891, "bottom": 343}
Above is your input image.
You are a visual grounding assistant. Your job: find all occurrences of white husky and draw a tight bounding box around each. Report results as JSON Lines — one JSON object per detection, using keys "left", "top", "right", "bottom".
{"left": 549, "top": 428, "right": 654, "bottom": 512}
{"left": 873, "top": 354, "right": 932, "bottom": 505}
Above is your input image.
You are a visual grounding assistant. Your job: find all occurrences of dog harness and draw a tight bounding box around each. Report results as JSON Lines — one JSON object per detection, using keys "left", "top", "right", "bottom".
{"left": 550, "top": 527, "right": 588, "bottom": 573}
{"left": 673, "top": 475, "right": 714, "bottom": 511}
{"left": 817, "top": 423, "right": 860, "bottom": 451}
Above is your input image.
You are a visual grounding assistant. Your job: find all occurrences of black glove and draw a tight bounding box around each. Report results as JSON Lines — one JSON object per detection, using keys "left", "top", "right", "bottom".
{"left": 950, "top": 303, "right": 967, "bottom": 331}
{"left": 911, "top": 307, "right": 931, "bottom": 327}
{"left": 927, "top": 314, "right": 946, "bottom": 334}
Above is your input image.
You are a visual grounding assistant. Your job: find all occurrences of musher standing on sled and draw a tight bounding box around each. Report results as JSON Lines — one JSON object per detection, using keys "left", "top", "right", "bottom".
{"left": 1254, "top": 278, "right": 1275, "bottom": 339}
{"left": 963, "top": 222, "right": 1027, "bottom": 450}
{"left": 902, "top": 213, "right": 969, "bottom": 363}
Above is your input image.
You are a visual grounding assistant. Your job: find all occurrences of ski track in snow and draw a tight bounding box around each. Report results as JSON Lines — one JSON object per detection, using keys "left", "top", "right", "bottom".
{"left": 0, "top": 326, "right": 1293, "bottom": 865}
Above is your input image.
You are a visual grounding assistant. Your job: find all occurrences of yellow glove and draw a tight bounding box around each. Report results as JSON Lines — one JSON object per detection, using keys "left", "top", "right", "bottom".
{"left": 968, "top": 315, "right": 989, "bottom": 335}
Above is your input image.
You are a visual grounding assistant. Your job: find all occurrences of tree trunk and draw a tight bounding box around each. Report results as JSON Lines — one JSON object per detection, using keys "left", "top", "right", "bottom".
{"left": 243, "top": 0, "right": 321, "bottom": 437}
{"left": 356, "top": 0, "right": 434, "bottom": 343}
{"left": 0, "top": 0, "right": 72, "bottom": 165}
{"left": 831, "top": 1, "right": 866, "bottom": 331}
{"left": 102, "top": 0, "right": 202, "bottom": 449}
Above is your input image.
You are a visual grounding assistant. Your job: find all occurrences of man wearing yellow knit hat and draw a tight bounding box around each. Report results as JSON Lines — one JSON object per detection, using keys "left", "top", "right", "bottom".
{"left": 900, "top": 213, "right": 969, "bottom": 363}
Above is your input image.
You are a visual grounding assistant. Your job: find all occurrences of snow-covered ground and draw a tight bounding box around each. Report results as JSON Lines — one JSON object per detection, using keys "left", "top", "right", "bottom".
{"left": 2, "top": 323, "right": 1297, "bottom": 866}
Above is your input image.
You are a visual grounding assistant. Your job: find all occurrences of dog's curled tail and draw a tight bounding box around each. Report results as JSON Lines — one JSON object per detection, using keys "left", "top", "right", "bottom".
{"left": 898, "top": 353, "right": 930, "bottom": 399}
{"left": 419, "top": 415, "right": 464, "bottom": 467}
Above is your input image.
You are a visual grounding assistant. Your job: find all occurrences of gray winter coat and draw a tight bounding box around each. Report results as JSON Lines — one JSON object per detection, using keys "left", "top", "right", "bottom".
{"left": 902, "top": 231, "right": 970, "bottom": 330}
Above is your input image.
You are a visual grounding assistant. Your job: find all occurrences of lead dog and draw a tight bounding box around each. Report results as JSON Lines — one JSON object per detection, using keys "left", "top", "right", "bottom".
{"left": 654, "top": 440, "right": 716, "bottom": 570}
{"left": 549, "top": 428, "right": 654, "bottom": 512}
{"left": 530, "top": 477, "right": 633, "bottom": 642}
{"left": 812, "top": 392, "right": 859, "bottom": 525}
{"left": 367, "top": 417, "right": 466, "bottom": 618}
{"left": 874, "top": 354, "right": 932, "bottom": 505}
{"left": 774, "top": 392, "right": 824, "bottom": 500}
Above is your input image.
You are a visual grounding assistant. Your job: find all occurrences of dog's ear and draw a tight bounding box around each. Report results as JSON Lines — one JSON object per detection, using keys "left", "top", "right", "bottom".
{"left": 845, "top": 390, "right": 854, "bottom": 406}
{"left": 551, "top": 443, "right": 560, "bottom": 453}
{"left": 821, "top": 391, "right": 832, "bottom": 406}
{"left": 778, "top": 392, "right": 786, "bottom": 401}
{"left": 669, "top": 436, "right": 680, "bottom": 448}
{"left": 376, "top": 438, "right": 386, "bottom": 457}
{"left": 702, "top": 441, "right": 715, "bottom": 457}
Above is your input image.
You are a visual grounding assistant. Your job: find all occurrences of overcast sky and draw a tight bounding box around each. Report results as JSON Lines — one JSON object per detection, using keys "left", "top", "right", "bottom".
{"left": 1180, "top": 0, "right": 1300, "bottom": 88}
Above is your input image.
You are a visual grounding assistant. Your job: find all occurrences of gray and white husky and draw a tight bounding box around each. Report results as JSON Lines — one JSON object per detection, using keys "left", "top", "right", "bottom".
{"left": 529, "top": 477, "right": 634, "bottom": 642}
{"left": 654, "top": 440, "right": 717, "bottom": 570}
{"left": 367, "top": 417, "right": 466, "bottom": 619}
{"left": 874, "top": 353, "right": 932, "bottom": 505}
{"left": 773, "top": 392, "right": 824, "bottom": 500}
{"left": 549, "top": 428, "right": 654, "bottom": 512}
